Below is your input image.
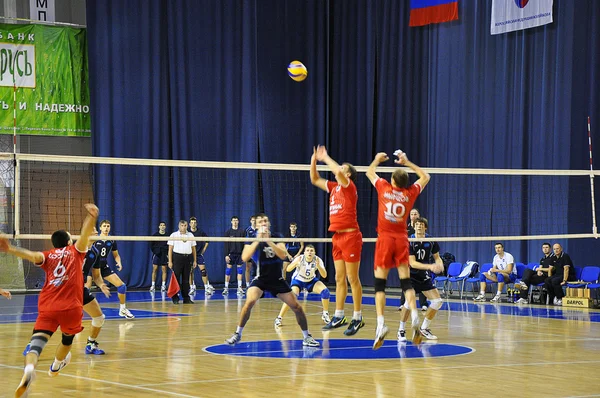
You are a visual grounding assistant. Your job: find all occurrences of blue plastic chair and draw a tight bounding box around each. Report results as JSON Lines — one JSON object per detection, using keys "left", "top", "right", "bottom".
{"left": 466, "top": 263, "right": 492, "bottom": 298}
{"left": 434, "top": 262, "right": 464, "bottom": 297}
{"left": 567, "top": 266, "right": 600, "bottom": 288}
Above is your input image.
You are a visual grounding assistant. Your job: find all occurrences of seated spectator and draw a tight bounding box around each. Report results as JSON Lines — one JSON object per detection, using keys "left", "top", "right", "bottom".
{"left": 515, "top": 243, "right": 554, "bottom": 304}
{"left": 473, "top": 243, "right": 516, "bottom": 303}
{"left": 543, "top": 243, "right": 575, "bottom": 306}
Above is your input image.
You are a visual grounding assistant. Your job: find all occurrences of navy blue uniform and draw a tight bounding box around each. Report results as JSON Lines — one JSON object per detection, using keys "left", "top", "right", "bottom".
{"left": 151, "top": 232, "right": 169, "bottom": 266}
{"left": 224, "top": 227, "right": 245, "bottom": 266}
{"left": 246, "top": 226, "right": 258, "bottom": 264}
{"left": 249, "top": 234, "right": 292, "bottom": 297}
{"left": 82, "top": 245, "right": 99, "bottom": 305}
{"left": 285, "top": 232, "right": 303, "bottom": 258}
{"left": 408, "top": 233, "right": 440, "bottom": 292}
{"left": 92, "top": 239, "right": 118, "bottom": 278}
{"left": 190, "top": 228, "right": 208, "bottom": 265}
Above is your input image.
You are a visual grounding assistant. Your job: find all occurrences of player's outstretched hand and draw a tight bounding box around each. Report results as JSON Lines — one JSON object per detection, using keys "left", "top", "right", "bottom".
{"left": 100, "top": 284, "right": 111, "bottom": 298}
{"left": 0, "top": 288, "right": 11, "bottom": 300}
{"left": 393, "top": 150, "right": 408, "bottom": 165}
{"left": 315, "top": 145, "right": 328, "bottom": 162}
{"left": 311, "top": 147, "right": 317, "bottom": 164}
{"left": 84, "top": 203, "right": 99, "bottom": 218}
{"left": 116, "top": 263, "right": 123, "bottom": 271}
{"left": 374, "top": 152, "right": 389, "bottom": 163}
{"left": 431, "top": 263, "right": 444, "bottom": 275}
{"left": 0, "top": 236, "right": 10, "bottom": 252}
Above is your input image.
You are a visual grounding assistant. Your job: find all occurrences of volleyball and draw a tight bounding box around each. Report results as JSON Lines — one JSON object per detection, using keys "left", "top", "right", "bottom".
{"left": 287, "top": 60, "right": 307, "bottom": 82}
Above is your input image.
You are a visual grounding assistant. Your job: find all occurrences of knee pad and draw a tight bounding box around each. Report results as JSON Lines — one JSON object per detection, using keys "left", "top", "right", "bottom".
{"left": 429, "top": 297, "right": 443, "bottom": 310}
{"left": 237, "top": 265, "right": 244, "bottom": 275}
{"left": 28, "top": 334, "right": 49, "bottom": 357}
{"left": 201, "top": 268, "right": 207, "bottom": 277}
{"left": 374, "top": 278, "right": 387, "bottom": 293}
{"left": 225, "top": 267, "right": 232, "bottom": 276}
{"left": 61, "top": 333, "right": 75, "bottom": 346}
{"left": 91, "top": 314, "right": 105, "bottom": 328}
{"left": 321, "top": 288, "right": 330, "bottom": 300}
{"left": 117, "top": 284, "right": 127, "bottom": 294}
{"left": 400, "top": 278, "right": 413, "bottom": 292}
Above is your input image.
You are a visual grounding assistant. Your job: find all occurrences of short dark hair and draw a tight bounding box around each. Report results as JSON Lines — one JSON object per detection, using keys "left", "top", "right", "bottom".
{"left": 189, "top": 216, "right": 197, "bottom": 222}
{"left": 412, "top": 208, "right": 420, "bottom": 214}
{"left": 51, "top": 230, "right": 70, "bottom": 248}
{"left": 179, "top": 220, "right": 187, "bottom": 225}
{"left": 392, "top": 169, "right": 409, "bottom": 188}
{"left": 343, "top": 163, "right": 357, "bottom": 182}
{"left": 290, "top": 222, "right": 297, "bottom": 226}
{"left": 415, "top": 217, "right": 428, "bottom": 229}
{"left": 250, "top": 215, "right": 256, "bottom": 221}
{"left": 255, "top": 212, "right": 268, "bottom": 220}
{"left": 231, "top": 216, "right": 239, "bottom": 221}
{"left": 542, "top": 242, "right": 551, "bottom": 248}
{"left": 100, "top": 219, "right": 111, "bottom": 227}
{"left": 495, "top": 242, "right": 504, "bottom": 248}
{"left": 305, "top": 244, "right": 315, "bottom": 251}
{"left": 159, "top": 221, "right": 166, "bottom": 225}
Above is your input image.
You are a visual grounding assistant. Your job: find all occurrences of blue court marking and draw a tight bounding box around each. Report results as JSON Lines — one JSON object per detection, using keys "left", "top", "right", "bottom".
{"left": 205, "top": 339, "right": 474, "bottom": 360}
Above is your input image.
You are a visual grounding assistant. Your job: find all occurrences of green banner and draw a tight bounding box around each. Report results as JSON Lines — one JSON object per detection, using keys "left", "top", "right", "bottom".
{"left": 0, "top": 24, "right": 90, "bottom": 137}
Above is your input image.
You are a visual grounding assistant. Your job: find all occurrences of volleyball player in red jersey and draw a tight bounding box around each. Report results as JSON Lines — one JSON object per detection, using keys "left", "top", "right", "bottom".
{"left": 366, "top": 151, "right": 430, "bottom": 349}
{"left": 0, "top": 203, "right": 98, "bottom": 397}
{"left": 310, "top": 145, "right": 364, "bottom": 335}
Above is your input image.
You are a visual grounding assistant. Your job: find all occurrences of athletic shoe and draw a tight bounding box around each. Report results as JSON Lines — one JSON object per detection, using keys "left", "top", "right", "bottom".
{"left": 515, "top": 298, "right": 528, "bottom": 304}
{"left": 517, "top": 281, "right": 528, "bottom": 290}
{"left": 274, "top": 316, "right": 282, "bottom": 327}
{"left": 490, "top": 294, "right": 501, "bottom": 303}
{"left": 222, "top": 288, "right": 229, "bottom": 296}
{"left": 321, "top": 312, "right": 331, "bottom": 324}
{"left": 226, "top": 332, "right": 241, "bottom": 345}
{"left": 149, "top": 286, "right": 155, "bottom": 293}
{"left": 189, "top": 285, "right": 196, "bottom": 295}
{"left": 421, "top": 305, "right": 428, "bottom": 312}
{"left": 419, "top": 328, "right": 438, "bottom": 340}
{"left": 343, "top": 318, "right": 365, "bottom": 336}
{"left": 555, "top": 299, "right": 562, "bottom": 306}
{"left": 397, "top": 329, "right": 407, "bottom": 343}
{"left": 302, "top": 334, "right": 320, "bottom": 347}
{"left": 237, "top": 287, "right": 245, "bottom": 297}
{"left": 183, "top": 298, "right": 194, "bottom": 304}
{"left": 15, "top": 365, "right": 35, "bottom": 397}
{"left": 372, "top": 325, "right": 389, "bottom": 350}
{"left": 473, "top": 294, "right": 486, "bottom": 302}
{"left": 85, "top": 341, "right": 105, "bottom": 355}
{"left": 48, "top": 352, "right": 71, "bottom": 377}
{"left": 206, "top": 285, "right": 215, "bottom": 295}
{"left": 22, "top": 343, "right": 30, "bottom": 356}
{"left": 119, "top": 308, "right": 135, "bottom": 319}
{"left": 172, "top": 296, "right": 180, "bottom": 304}
{"left": 322, "top": 316, "right": 347, "bottom": 330}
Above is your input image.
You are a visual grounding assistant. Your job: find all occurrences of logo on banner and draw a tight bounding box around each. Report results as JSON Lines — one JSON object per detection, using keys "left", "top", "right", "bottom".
{"left": 514, "top": 0, "right": 529, "bottom": 8}
{"left": 0, "top": 44, "right": 35, "bottom": 88}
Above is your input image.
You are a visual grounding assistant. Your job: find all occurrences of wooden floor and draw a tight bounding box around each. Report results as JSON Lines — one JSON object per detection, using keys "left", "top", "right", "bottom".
{"left": 0, "top": 291, "right": 599, "bottom": 397}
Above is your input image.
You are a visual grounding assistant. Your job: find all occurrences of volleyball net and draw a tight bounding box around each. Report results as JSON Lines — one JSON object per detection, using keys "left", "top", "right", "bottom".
{"left": 0, "top": 152, "right": 597, "bottom": 290}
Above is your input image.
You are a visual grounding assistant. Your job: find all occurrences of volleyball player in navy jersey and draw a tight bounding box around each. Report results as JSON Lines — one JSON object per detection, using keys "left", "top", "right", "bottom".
{"left": 283, "top": 222, "right": 304, "bottom": 278}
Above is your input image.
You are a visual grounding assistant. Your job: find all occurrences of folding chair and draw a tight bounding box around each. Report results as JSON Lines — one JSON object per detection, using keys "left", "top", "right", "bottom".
{"left": 434, "top": 262, "right": 463, "bottom": 298}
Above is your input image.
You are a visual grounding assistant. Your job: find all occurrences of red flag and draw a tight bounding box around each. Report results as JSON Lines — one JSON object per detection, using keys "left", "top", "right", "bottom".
{"left": 167, "top": 271, "right": 180, "bottom": 298}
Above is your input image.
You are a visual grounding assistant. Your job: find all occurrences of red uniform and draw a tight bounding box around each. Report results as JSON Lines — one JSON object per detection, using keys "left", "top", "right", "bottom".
{"left": 374, "top": 178, "right": 421, "bottom": 268}
{"left": 34, "top": 245, "right": 86, "bottom": 334}
{"left": 327, "top": 180, "right": 362, "bottom": 262}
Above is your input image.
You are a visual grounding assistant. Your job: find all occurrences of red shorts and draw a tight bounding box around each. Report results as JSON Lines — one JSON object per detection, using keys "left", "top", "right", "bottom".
{"left": 35, "top": 307, "right": 84, "bottom": 335}
{"left": 374, "top": 234, "right": 409, "bottom": 269}
{"left": 332, "top": 230, "right": 363, "bottom": 262}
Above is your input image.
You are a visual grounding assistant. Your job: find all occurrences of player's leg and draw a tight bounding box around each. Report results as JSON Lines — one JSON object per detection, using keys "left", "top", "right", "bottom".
{"left": 151, "top": 263, "right": 158, "bottom": 292}
{"left": 397, "top": 299, "right": 411, "bottom": 342}
{"left": 372, "top": 266, "right": 391, "bottom": 349}
{"left": 171, "top": 256, "right": 184, "bottom": 303}
{"left": 182, "top": 256, "right": 193, "bottom": 303}
{"left": 83, "top": 297, "right": 106, "bottom": 355}
{"left": 226, "top": 285, "right": 263, "bottom": 345}
{"left": 236, "top": 260, "right": 245, "bottom": 296}
{"left": 189, "top": 265, "right": 196, "bottom": 295}
{"left": 277, "top": 291, "right": 319, "bottom": 347}
{"left": 343, "top": 231, "right": 364, "bottom": 335}
{"left": 224, "top": 261, "right": 232, "bottom": 295}
{"left": 420, "top": 288, "right": 442, "bottom": 340}
{"left": 245, "top": 261, "right": 253, "bottom": 288}
{"left": 105, "top": 273, "right": 134, "bottom": 318}
{"left": 16, "top": 326, "right": 54, "bottom": 397}
{"left": 322, "top": 258, "right": 348, "bottom": 330}
{"left": 312, "top": 281, "right": 331, "bottom": 323}
{"left": 282, "top": 260, "right": 290, "bottom": 280}
{"left": 398, "top": 264, "right": 422, "bottom": 345}
{"left": 492, "top": 274, "right": 507, "bottom": 302}
{"left": 48, "top": 307, "right": 83, "bottom": 377}
{"left": 160, "top": 265, "right": 168, "bottom": 291}
{"left": 474, "top": 272, "right": 495, "bottom": 301}
{"left": 276, "top": 285, "right": 301, "bottom": 326}
{"left": 199, "top": 255, "right": 214, "bottom": 294}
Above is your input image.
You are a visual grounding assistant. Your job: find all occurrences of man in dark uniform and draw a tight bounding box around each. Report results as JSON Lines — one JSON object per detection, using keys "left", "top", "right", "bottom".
{"left": 515, "top": 242, "right": 554, "bottom": 304}
{"left": 544, "top": 243, "right": 576, "bottom": 306}
{"left": 189, "top": 216, "right": 214, "bottom": 295}
{"left": 224, "top": 216, "right": 246, "bottom": 296}
{"left": 150, "top": 221, "right": 169, "bottom": 293}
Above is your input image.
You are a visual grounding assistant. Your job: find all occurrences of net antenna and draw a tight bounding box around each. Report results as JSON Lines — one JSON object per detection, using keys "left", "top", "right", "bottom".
{"left": 588, "top": 116, "right": 598, "bottom": 238}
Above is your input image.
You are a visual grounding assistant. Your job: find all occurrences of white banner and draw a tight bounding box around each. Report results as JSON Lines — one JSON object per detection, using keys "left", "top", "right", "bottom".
{"left": 30, "top": 0, "right": 55, "bottom": 22}
{"left": 491, "top": 0, "right": 553, "bottom": 35}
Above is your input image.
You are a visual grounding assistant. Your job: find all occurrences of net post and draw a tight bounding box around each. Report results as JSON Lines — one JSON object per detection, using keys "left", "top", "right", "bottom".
{"left": 588, "top": 116, "right": 597, "bottom": 238}
{"left": 14, "top": 156, "right": 19, "bottom": 238}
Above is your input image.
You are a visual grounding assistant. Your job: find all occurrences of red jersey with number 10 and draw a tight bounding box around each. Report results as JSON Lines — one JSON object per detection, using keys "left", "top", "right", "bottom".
{"left": 375, "top": 178, "right": 421, "bottom": 237}
{"left": 37, "top": 245, "right": 86, "bottom": 312}
{"left": 326, "top": 180, "right": 359, "bottom": 232}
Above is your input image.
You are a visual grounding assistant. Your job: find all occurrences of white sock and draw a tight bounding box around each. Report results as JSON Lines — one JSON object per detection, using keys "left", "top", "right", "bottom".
{"left": 161, "top": 282, "right": 166, "bottom": 286}
{"left": 236, "top": 326, "right": 244, "bottom": 335}
{"left": 422, "top": 318, "right": 431, "bottom": 330}
{"left": 225, "top": 282, "right": 229, "bottom": 288}
{"left": 411, "top": 309, "right": 419, "bottom": 326}
{"left": 151, "top": 282, "right": 155, "bottom": 287}
{"left": 495, "top": 291, "right": 501, "bottom": 296}
{"left": 377, "top": 315, "right": 385, "bottom": 328}
{"left": 323, "top": 310, "right": 329, "bottom": 315}
{"left": 302, "top": 330, "right": 309, "bottom": 338}
{"left": 204, "top": 284, "right": 209, "bottom": 289}
{"left": 120, "top": 303, "right": 126, "bottom": 310}
{"left": 399, "top": 321, "right": 406, "bottom": 331}
{"left": 480, "top": 291, "right": 485, "bottom": 296}
{"left": 24, "top": 364, "right": 34, "bottom": 373}
{"left": 334, "top": 310, "right": 344, "bottom": 318}
{"left": 353, "top": 311, "right": 362, "bottom": 321}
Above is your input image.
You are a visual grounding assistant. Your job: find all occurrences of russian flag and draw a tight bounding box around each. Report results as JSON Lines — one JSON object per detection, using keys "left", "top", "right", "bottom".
{"left": 409, "top": 0, "right": 459, "bottom": 27}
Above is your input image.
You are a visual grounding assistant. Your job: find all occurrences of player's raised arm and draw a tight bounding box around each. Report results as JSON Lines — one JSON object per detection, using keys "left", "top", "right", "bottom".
{"left": 366, "top": 152, "right": 389, "bottom": 185}
{"left": 0, "top": 236, "right": 44, "bottom": 265}
{"left": 316, "top": 257, "right": 327, "bottom": 278}
{"left": 75, "top": 203, "right": 99, "bottom": 253}
{"left": 316, "top": 145, "right": 349, "bottom": 187}
{"left": 310, "top": 146, "right": 329, "bottom": 192}
{"left": 395, "top": 150, "right": 430, "bottom": 190}
{"left": 286, "top": 255, "right": 302, "bottom": 272}
{"left": 241, "top": 241, "right": 259, "bottom": 262}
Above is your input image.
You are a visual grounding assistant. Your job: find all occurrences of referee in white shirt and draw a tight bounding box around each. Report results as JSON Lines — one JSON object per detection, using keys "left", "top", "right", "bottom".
{"left": 168, "top": 220, "right": 197, "bottom": 304}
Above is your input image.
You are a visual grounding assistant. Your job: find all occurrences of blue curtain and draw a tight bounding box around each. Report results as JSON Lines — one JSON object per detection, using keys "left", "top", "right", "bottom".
{"left": 87, "top": 0, "right": 600, "bottom": 287}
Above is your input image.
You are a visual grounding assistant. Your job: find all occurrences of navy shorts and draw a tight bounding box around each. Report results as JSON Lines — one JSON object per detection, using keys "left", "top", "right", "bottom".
{"left": 83, "top": 287, "right": 95, "bottom": 305}
{"left": 97, "top": 263, "right": 115, "bottom": 278}
{"left": 152, "top": 253, "right": 168, "bottom": 266}
{"left": 250, "top": 277, "right": 292, "bottom": 297}
{"left": 290, "top": 278, "right": 318, "bottom": 292}
{"left": 228, "top": 253, "right": 244, "bottom": 266}
{"left": 411, "top": 277, "right": 436, "bottom": 294}
{"left": 197, "top": 254, "right": 205, "bottom": 265}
